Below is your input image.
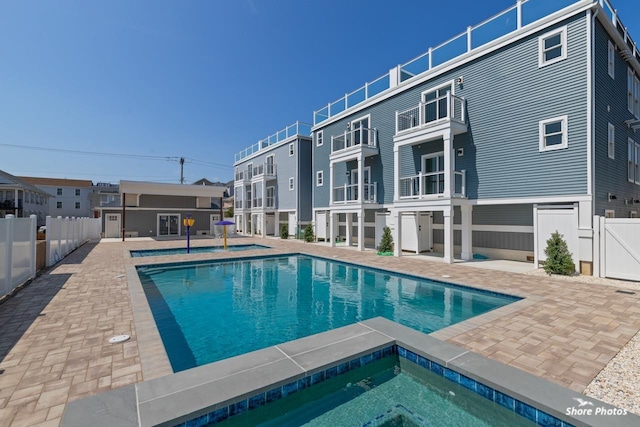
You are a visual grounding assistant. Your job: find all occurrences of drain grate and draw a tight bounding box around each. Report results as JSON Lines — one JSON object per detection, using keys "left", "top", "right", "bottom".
{"left": 615, "top": 289, "right": 636, "bottom": 295}
{"left": 109, "top": 334, "right": 131, "bottom": 344}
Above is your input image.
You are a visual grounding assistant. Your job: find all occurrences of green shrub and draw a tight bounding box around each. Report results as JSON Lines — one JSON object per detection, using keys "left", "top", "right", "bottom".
{"left": 543, "top": 231, "right": 575, "bottom": 275}
{"left": 378, "top": 226, "right": 393, "bottom": 254}
{"left": 280, "top": 223, "right": 289, "bottom": 239}
{"left": 303, "top": 223, "right": 315, "bottom": 242}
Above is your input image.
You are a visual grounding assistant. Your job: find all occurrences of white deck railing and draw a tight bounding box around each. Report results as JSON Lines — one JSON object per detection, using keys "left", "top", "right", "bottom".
{"left": 396, "top": 93, "right": 466, "bottom": 133}
{"left": 331, "top": 127, "right": 377, "bottom": 153}
{"left": 333, "top": 183, "right": 377, "bottom": 204}
{"left": 399, "top": 170, "right": 466, "bottom": 198}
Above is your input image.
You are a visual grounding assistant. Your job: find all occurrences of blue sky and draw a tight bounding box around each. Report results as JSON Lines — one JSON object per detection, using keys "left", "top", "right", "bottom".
{"left": 1, "top": 0, "right": 638, "bottom": 184}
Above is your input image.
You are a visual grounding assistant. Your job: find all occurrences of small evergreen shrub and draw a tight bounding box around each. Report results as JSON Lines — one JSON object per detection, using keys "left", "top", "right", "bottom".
{"left": 543, "top": 231, "right": 575, "bottom": 275}
{"left": 378, "top": 226, "right": 394, "bottom": 254}
{"left": 303, "top": 223, "right": 315, "bottom": 242}
{"left": 280, "top": 223, "right": 289, "bottom": 239}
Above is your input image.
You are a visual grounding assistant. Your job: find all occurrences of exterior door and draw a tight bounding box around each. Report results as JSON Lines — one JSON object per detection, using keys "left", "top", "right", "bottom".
{"left": 288, "top": 212, "right": 297, "bottom": 237}
{"left": 422, "top": 153, "right": 444, "bottom": 195}
{"left": 351, "top": 167, "right": 371, "bottom": 202}
{"left": 105, "top": 214, "right": 121, "bottom": 238}
{"left": 158, "top": 214, "right": 180, "bottom": 237}
{"left": 210, "top": 214, "right": 221, "bottom": 236}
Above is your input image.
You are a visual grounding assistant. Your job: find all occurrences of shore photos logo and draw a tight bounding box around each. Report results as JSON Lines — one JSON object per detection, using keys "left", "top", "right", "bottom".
{"left": 565, "top": 397, "right": 628, "bottom": 416}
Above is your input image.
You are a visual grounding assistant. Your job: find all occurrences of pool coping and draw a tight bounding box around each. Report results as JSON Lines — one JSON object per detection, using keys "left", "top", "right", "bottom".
{"left": 61, "top": 318, "right": 638, "bottom": 427}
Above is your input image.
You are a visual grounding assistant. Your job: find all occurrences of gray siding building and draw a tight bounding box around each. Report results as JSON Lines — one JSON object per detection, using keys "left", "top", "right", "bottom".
{"left": 310, "top": 0, "right": 640, "bottom": 271}
{"left": 234, "top": 122, "right": 313, "bottom": 238}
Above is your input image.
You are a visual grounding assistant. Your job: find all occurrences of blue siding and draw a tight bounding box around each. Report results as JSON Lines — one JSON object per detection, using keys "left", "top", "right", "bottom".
{"left": 313, "top": 14, "right": 589, "bottom": 204}
{"left": 593, "top": 19, "right": 640, "bottom": 217}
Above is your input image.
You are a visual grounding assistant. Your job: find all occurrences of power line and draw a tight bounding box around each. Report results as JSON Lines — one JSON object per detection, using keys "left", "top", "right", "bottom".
{"left": 0, "top": 142, "right": 179, "bottom": 161}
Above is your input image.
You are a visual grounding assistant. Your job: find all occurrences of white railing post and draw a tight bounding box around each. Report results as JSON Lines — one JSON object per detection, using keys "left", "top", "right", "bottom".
{"left": 29, "top": 215, "right": 36, "bottom": 278}
{"left": 419, "top": 173, "right": 423, "bottom": 196}
{"left": 517, "top": 0, "right": 523, "bottom": 29}
{"left": 462, "top": 170, "right": 466, "bottom": 196}
{"left": 365, "top": 82, "right": 369, "bottom": 99}
{"left": 419, "top": 101, "right": 424, "bottom": 126}
{"left": 467, "top": 26, "right": 472, "bottom": 52}
{"left": 447, "top": 92, "right": 452, "bottom": 119}
{"left": 428, "top": 47, "right": 433, "bottom": 70}
{"left": 57, "top": 216, "right": 62, "bottom": 261}
{"left": 45, "top": 215, "right": 52, "bottom": 266}
{"left": 4, "top": 215, "right": 14, "bottom": 297}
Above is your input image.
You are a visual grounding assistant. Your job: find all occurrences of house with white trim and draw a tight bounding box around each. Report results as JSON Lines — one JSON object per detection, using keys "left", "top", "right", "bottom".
{"left": 310, "top": 0, "right": 640, "bottom": 273}
{"left": 0, "top": 170, "right": 50, "bottom": 226}
{"left": 233, "top": 122, "right": 313, "bottom": 238}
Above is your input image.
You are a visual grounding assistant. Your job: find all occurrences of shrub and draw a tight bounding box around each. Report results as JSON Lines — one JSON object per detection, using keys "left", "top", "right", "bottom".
{"left": 280, "top": 223, "right": 289, "bottom": 239}
{"left": 303, "top": 223, "right": 315, "bottom": 242}
{"left": 378, "top": 226, "right": 393, "bottom": 254}
{"left": 543, "top": 231, "right": 575, "bottom": 275}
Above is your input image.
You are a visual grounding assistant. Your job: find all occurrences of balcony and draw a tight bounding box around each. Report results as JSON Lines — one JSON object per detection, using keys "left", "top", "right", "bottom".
{"left": 332, "top": 183, "right": 377, "bottom": 204}
{"left": 330, "top": 127, "right": 378, "bottom": 162}
{"left": 252, "top": 163, "right": 277, "bottom": 179}
{"left": 235, "top": 200, "right": 243, "bottom": 209}
{"left": 265, "top": 196, "right": 275, "bottom": 209}
{"left": 399, "top": 170, "right": 466, "bottom": 199}
{"left": 396, "top": 92, "right": 466, "bottom": 135}
{"left": 234, "top": 171, "right": 245, "bottom": 182}
{"left": 252, "top": 198, "right": 263, "bottom": 209}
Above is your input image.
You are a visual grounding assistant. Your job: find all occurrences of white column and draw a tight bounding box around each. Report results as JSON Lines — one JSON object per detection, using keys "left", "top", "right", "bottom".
{"left": 443, "top": 207, "right": 454, "bottom": 264}
{"left": 346, "top": 213, "right": 353, "bottom": 246}
{"left": 330, "top": 212, "right": 336, "bottom": 247}
{"left": 393, "top": 210, "right": 402, "bottom": 257}
{"left": 329, "top": 162, "right": 334, "bottom": 205}
{"left": 357, "top": 211, "right": 365, "bottom": 251}
{"left": 261, "top": 213, "right": 266, "bottom": 238}
{"left": 358, "top": 156, "right": 364, "bottom": 203}
{"left": 460, "top": 205, "right": 473, "bottom": 261}
{"left": 14, "top": 189, "right": 19, "bottom": 216}
{"left": 274, "top": 212, "right": 279, "bottom": 238}
{"left": 4, "top": 215, "right": 14, "bottom": 296}
{"left": 393, "top": 145, "right": 400, "bottom": 202}
{"left": 29, "top": 215, "right": 37, "bottom": 277}
{"left": 443, "top": 130, "right": 454, "bottom": 198}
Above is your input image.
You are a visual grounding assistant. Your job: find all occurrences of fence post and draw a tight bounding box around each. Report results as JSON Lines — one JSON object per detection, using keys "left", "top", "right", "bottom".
{"left": 599, "top": 216, "right": 606, "bottom": 278}
{"left": 46, "top": 216, "right": 52, "bottom": 266}
{"left": 593, "top": 215, "right": 600, "bottom": 277}
{"left": 29, "top": 215, "right": 37, "bottom": 279}
{"left": 4, "top": 215, "right": 14, "bottom": 297}
{"left": 57, "top": 216, "right": 63, "bottom": 262}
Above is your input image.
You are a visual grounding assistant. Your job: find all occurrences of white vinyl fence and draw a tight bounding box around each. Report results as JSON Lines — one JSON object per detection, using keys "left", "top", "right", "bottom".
{"left": 593, "top": 216, "right": 640, "bottom": 281}
{"left": 0, "top": 215, "right": 37, "bottom": 298}
{"left": 46, "top": 216, "right": 101, "bottom": 267}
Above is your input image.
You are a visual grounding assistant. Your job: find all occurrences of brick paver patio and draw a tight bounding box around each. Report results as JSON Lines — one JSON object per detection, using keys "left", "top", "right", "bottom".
{"left": 1, "top": 237, "right": 639, "bottom": 426}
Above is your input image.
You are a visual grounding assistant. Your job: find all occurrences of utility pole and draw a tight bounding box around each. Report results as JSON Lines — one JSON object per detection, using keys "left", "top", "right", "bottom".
{"left": 180, "top": 157, "right": 185, "bottom": 184}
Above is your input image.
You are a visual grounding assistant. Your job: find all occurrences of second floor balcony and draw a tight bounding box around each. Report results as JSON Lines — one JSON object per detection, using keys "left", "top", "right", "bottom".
{"left": 252, "top": 163, "right": 277, "bottom": 179}
{"left": 330, "top": 127, "right": 378, "bottom": 161}
{"left": 396, "top": 92, "right": 467, "bottom": 136}
{"left": 332, "top": 183, "right": 378, "bottom": 205}
{"left": 399, "top": 170, "right": 466, "bottom": 199}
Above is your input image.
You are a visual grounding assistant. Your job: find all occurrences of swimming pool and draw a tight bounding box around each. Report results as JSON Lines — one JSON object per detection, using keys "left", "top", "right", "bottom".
{"left": 130, "top": 244, "right": 268, "bottom": 257}
{"left": 137, "top": 254, "right": 519, "bottom": 372}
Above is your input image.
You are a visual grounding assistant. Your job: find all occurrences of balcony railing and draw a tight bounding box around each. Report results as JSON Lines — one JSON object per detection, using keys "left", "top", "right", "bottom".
{"left": 331, "top": 127, "right": 377, "bottom": 153}
{"left": 234, "top": 171, "right": 245, "bottom": 182}
{"left": 245, "top": 200, "right": 252, "bottom": 209}
{"left": 235, "top": 121, "right": 312, "bottom": 163}
{"left": 399, "top": 170, "right": 466, "bottom": 198}
{"left": 396, "top": 92, "right": 466, "bottom": 134}
{"left": 252, "top": 163, "right": 277, "bottom": 178}
{"left": 252, "top": 198, "right": 263, "bottom": 208}
{"left": 266, "top": 196, "right": 275, "bottom": 208}
{"left": 314, "top": 0, "right": 584, "bottom": 125}
{"left": 235, "top": 200, "right": 243, "bottom": 209}
{"left": 333, "top": 183, "right": 377, "bottom": 204}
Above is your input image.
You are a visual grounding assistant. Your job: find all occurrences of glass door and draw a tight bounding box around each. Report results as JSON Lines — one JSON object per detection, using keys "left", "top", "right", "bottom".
{"left": 158, "top": 214, "right": 180, "bottom": 236}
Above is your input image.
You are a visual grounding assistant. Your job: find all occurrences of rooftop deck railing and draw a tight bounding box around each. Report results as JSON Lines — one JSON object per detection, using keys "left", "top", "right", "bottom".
{"left": 314, "top": 0, "right": 636, "bottom": 126}
{"left": 396, "top": 92, "right": 466, "bottom": 134}
{"left": 235, "top": 121, "right": 312, "bottom": 163}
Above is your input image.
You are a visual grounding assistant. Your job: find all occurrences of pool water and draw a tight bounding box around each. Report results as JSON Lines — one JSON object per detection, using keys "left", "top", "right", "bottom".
{"left": 130, "top": 244, "right": 268, "bottom": 257}
{"left": 222, "top": 358, "right": 535, "bottom": 427}
{"left": 137, "top": 255, "right": 518, "bottom": 372}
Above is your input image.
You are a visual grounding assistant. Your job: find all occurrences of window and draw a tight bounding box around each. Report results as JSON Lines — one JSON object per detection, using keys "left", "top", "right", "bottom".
{"left": 316, "top": 130, "right": 323, "bottom": 147}
{"left": 56, "top": 201, "right": 62, "bottom": 209}
{"left": 539, "top": 27, "right": 567, "bottom": 67}
{"left": 266, "top": 186, "right": 275, "bottom": 208}
{"left": 351, "top": 115, "right": 371, "bottom": 145}
{"left": 608, "top": 41, "right": 615, "bottom": 78}
{"left": 75, "top": 202, "right": 80, "bottom": 209}
{"left": 75, "top": 189, "right": 80, "bottom": 196}
{"left": 316, "top": 171, "right": 323, "bottom": 186}
{"left": 289, "top": 143, "right": 294, "bottom": 157}
{"left": 289, "top": 177, "right": 294, "bottom": 191}
{"left": 422, "top": 84, "right": 453, "bottom": 123}
{"left": 57, "top": 188, "right": 62, "bottom": 196}
{"left": 605, "top": 210, "right": 615, "bottom": 218}
{"left": 629, "top": 68, "right": 640, "bottom": 117}
{"left": 629, "top": 139, "right": 636, "bottom": 183}
{"left": 539, "top": 116, "right": 568, "bottom": 152}
{"left": 630, "top": 211, "right": 638, "bottom": 218}
{"left": 608, "top": 123, "right": 615, "bottom": 159}
{"left": 636, "top": 142, "right": 640, "bottom": 185}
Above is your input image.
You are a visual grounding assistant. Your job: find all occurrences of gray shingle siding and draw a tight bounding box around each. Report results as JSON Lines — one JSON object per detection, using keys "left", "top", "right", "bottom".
{"left": 593, "top": 19, "right": 640, "bottom": 218}
{"left": 313, "top": 13, "right": 589, "bottom": 204}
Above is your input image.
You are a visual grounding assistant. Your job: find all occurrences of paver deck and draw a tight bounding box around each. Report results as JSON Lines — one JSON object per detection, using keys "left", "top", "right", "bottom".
{"left": 1, "top": 236, "right": 639, "bottom": 426}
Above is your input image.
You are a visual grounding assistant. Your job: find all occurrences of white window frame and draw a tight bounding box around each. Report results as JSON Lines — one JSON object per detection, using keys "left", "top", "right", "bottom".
{"left": 607, "top": 41, "right": 615, "bottom": 79}
{"left": 56, "top": 188, "right": 62, "bottom": 196}
{"left": 289, "top": 177, "right": 294, "bottom": 191}
{"left": 247, "top": 162, "right": 253, "bottom": 179}
{"left": 157, "top": 213, "right": 181, "bottom": 237}
{"left": 635, "top": 142, "right": 640, "bottom": 185}
{"left": 538, "top": 26, "right": 567, "bottom": 68}
{"left": 630, "top": 211, "right": 638, "bottom": 218}
{"left": 608, "top": 123, "right": 615, "bottom": 159}
{"left": 289, "top": 143, "right": 294, "bottom": 157}
{"left": 629, "top": 138, "right": 635, "bottom": 183}
{"left": 75, "top": 188, "right": 81, "bottom": 196}
{"left": 316, "top": 130, "right": 323, "bottom": 147}
{"left": 316, "top": 170, "right": 323, "bottom": 186}
{"left": 629, "top": 67, "right": 635, "bottom": 115}
{"left": 56, "top": 201, "right": 62, "bottom": 209}
{"left": 75, "top": 202, "right": 80, "bottom": 209}
{"left": 635, "top": 74, "right": 640, "bottom": 118}
{"left": 539, "top": 116, "right": 568, "bottom": 152}
{"left": 605, "top": 210, "right": 615, "bottom": 218}
{"left": 266, "top": 186, "right": 275, "bottom": 208}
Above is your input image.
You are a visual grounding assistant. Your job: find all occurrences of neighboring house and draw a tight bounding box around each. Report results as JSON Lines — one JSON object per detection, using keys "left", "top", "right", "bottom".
{"left": 20, "top": 177, "right": 93, "bottom": 218}
{"left": 0, "top": 170, "right": 50, "bottom": 226}
{"left": 90, "top": 182, "right": 120, "bottom": 216}
{"left": 310, "top": 0, "right": 640, "bottom": 272}
{"left": 234, "top": 122, "right": 313, "bottom": 237}
{"left": 96, "top": 180, "right": 226, "bottom": 238}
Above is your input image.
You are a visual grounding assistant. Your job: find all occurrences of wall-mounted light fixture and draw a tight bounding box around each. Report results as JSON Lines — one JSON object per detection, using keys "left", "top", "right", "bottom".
{"left": 608, "top": 193, "right": 617, "bottom": 201}
{"left": 456, "top": 76, "right": 463, "bottom": 86}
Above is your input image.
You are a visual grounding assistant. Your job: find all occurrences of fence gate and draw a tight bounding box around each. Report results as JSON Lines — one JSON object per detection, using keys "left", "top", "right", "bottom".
{"left": 598, "top": 217, "right": 640, "bottom": 281}
{"left": 534, "top": 205, "right": 578, "bottom": 269}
